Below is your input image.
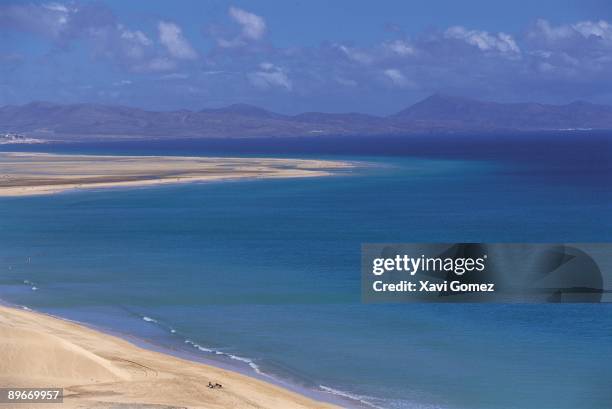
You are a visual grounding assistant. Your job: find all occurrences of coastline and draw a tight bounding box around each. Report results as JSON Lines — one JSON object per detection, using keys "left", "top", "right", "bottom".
{"left": 0, "top": 152, "right": 354, "bottom": 197}
{"left": 0, "top": 303, "right": 343, "bottom": 409}
{"left": 0, "top": 151, "right": 365, "bottom": 408}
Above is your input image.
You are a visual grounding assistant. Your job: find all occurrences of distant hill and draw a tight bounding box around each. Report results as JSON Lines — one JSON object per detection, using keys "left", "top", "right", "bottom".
{"left": 200, "top": 103, "right": 284, "bottom": 119}
{"left": 391, "top": 94, "right": 612, "bottom": 130}
{"left": 1, "top": 95, "right": 611, "bottom": 140}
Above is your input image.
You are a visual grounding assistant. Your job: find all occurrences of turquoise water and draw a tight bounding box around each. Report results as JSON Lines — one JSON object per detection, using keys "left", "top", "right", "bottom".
{"left": 1, "top": 149, "right": 611, "bottom": 408}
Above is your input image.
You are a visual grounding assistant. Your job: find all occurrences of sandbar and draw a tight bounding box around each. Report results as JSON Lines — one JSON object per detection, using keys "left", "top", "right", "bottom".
{"left": 0, "top": 152, "right": 353, "bottom": 197}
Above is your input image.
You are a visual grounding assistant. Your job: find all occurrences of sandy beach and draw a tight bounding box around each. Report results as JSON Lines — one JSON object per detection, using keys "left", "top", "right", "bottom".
{"left": 0, "top": 304, "right": 339, "bottom": 409}
{"left": 0, "top": 152, "right": 353, "bottom": 197}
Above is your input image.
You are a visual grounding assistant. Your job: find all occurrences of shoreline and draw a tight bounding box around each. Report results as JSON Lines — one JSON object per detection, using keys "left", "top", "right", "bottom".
{"left": 0, "top": 152, "right": 354, "bottom": 197}
{"left": 0, "top": 151, "right": 366, "bottom": 408}
{"left": 0, "top": 302, "right": 347, "bottom": 409}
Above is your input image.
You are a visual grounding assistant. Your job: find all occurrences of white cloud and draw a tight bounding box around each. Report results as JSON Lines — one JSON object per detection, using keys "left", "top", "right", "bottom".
{"left": 120, "top": 26, "right": 152, "bottom": 46}
{"left": 41, "top": 2, "right": 76, "bottom": 28}
{"left": 158, "top": 21, "right": 197, "bottom": 60}
{"left": 42, "top": 3, "right": 69, "bottom": 13}
{"left": 531, "top": 19, "right": 574, "bottom": 41}
{"left": 573, "top": 20, "right": 612, "bottom": 41}
{"left": 248, "top": 63, "right": 292, "bottom": 91}
{"left": 229, "top": 6, "right": 266, "bottom": 40}
{"left": 531, "top": 19, "right": 612, "bottom": 43}
{"left": 142, "top": 57, "right": 177, "bottom": 72}
{"left": 3, "top": 4, "right": 196, "bottom": 72}
{"left": 523, "top": 20, "right": 612, "bottom": 78}
{"left": 335, "top": 44, "right": 373, "bottom": 64}
{"left": 2, "top": 2, "right": 76, "bottom": 38}
{"left": 445, "top": 26, "right": 520, "bottom": 56}
{"left": 117, "top": 25, "right": 152, "bottom": 59}
{"left": 216, "top": 7, "right": 267, "bottom": 48}
{"left": 383, "top": 68, "right": 412, "bottom": 88}
{"left": 383, "top": 40, "right": 415, "bottom": 56}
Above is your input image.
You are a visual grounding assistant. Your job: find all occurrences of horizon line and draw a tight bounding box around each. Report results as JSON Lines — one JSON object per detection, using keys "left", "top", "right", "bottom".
{"left": 2, "top": 94, "right": 608, "bottom": 118}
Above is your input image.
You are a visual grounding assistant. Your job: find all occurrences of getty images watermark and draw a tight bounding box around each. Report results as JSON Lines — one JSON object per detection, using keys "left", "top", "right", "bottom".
{"left": 362, "top": 243, "right": 612, "bottom": 303}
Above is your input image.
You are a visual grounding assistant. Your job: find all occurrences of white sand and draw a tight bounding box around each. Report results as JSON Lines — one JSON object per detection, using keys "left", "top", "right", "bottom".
{"left": 0, "top": 305, "right": 339, "bottom": 409}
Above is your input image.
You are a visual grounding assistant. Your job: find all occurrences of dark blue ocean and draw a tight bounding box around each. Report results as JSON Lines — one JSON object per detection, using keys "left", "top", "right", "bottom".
{"left": 1, "top": 134, "right": 611, "bottom": 409}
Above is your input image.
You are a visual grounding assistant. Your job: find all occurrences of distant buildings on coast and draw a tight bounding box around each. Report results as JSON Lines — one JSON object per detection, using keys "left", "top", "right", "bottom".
{"left": 0, "top": 133, "right": 45, "bottom": 144}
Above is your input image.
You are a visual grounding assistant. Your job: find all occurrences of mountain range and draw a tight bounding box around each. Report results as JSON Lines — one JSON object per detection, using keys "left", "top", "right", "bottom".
{"left": 1, "top": 94, "right": 611, "bottom": 140}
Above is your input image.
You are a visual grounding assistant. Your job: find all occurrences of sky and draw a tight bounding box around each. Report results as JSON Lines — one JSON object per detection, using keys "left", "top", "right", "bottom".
{"left": 1, "top": 0, "right": 612, "bottom": 114}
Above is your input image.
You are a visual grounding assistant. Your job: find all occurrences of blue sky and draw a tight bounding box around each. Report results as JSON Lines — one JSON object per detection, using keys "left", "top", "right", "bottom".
{"left": 1, "top": 0, "right": 611, "bottom": 114}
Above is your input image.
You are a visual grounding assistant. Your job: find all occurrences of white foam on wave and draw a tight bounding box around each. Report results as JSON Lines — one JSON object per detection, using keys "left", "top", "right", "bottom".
{"left": 144, "top": 318, "right": 266, "bottom": 380}
{"left": 227, "top": 354, "right": 262, "bottom": 374}
{"left": 102, "top": 312, "right": 404, "bottom": 408}
{"left": 21, "top": 280, "right": 39, "bottom": 291}
{"left": 133, "top": 318, "right": 388, "bottom": 407}
{"left": 319, "top": 385, "right": 386, "bottom": 409}
{"left": 139, "top": 315, "right": 179, "bottom": 336}
{"left": 184, "top": 339, "right": 210, "bottom": 351}
{"left": 183, "top": 339, "right": 263, "bottom": 375}
{"left": 227, "top": 354, "right": 250, "bottom": 363}
{"left": 320, "top": 386, "right": 443, "bottom": 409}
